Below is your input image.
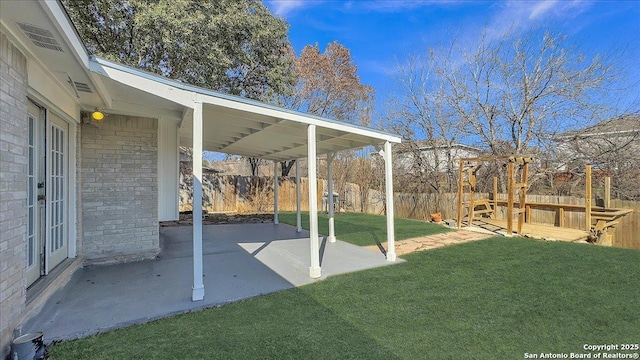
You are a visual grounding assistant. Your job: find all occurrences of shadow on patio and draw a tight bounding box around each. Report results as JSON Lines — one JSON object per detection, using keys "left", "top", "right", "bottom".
{"left": 22, "top": 223, "right": 399, "bottom": 342}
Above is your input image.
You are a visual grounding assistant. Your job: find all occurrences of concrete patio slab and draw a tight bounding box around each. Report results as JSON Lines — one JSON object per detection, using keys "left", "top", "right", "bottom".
{"left": 22, "top": 223, "right": 400, "bottom": 342}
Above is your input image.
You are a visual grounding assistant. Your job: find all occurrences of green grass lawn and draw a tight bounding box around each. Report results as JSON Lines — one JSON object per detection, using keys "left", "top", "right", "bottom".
{"left": 277, "top": 211, "right": 452, "bottom": 246}
{"left": 50, "top": 237, "right": 640, "bottom": 360}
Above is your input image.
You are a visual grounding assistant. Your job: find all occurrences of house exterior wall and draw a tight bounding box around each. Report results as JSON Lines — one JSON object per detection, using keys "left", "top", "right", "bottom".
{"left": 0, "top": 31, "right": 28, "bottom": 357}
{"left": 75, "top": 122, "right": 84, "bottom": 256}
{"left": 80, "top": 115, "right": 160, "bottom": 263}
{"left": 556, "top": 133, "right": 640, "bottom": 170}
{"left": 396, "top": 145, "right": 481, "bottom": 173}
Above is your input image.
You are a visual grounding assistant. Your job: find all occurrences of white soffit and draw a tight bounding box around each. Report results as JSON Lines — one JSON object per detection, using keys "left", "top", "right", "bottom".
{"left": 0, "top": 0, "right": 105, "bottom": 109}
{"left": 89, "top": 57, "right": 401, "bottom": 161}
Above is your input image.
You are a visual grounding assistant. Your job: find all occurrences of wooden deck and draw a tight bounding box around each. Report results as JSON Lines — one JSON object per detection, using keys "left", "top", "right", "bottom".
{"left": 464, "top": 218, "right": 590, "bottom": 242}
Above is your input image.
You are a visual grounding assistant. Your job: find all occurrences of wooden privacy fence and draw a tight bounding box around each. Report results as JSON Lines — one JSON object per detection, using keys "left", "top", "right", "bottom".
{"left": 393, "top": 192, "right": 639, "bottom": 250}
{"left": 178, "top": 174, "right": 639, "bottom": 250}
{"left": 179, "top": 174, "right": 386, "bottom": 215}
{"left": 608, "top": 199, "right": 640, "bottom": 249}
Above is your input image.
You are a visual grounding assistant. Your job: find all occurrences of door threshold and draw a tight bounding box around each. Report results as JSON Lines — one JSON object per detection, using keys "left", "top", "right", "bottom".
{"left": 26, "top": 258, "right": 82, "bottom": 306}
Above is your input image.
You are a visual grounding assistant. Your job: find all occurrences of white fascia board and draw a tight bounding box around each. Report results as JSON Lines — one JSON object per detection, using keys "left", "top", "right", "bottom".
{"left": 42, "top": 0, "right": 114, "bottom": 109}
{"left": 41, "top": 0, "right": 90, "bottom": 68}
{"left": 89, "top": 59, "right": 195, "bottom": 108}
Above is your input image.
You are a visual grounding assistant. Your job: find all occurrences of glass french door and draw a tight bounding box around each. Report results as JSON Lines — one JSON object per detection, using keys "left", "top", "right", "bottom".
{"left": 46, "top": 113, "right": 68, "bottom": 273}
{"left": 26, "top": 103, "right": 41, "bottom": 286}
{"left": 26, "top": 102, "right": 69, "bottom": 286}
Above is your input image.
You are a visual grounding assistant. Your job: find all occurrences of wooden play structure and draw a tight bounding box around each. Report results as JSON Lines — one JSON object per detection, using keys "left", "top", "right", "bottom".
{"left": 456, "top": 156, "right": 633, "bottom": 244}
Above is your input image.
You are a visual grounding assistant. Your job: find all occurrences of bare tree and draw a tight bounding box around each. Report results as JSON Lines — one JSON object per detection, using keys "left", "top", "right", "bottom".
{"left": 247, "top": 157, "right": 266, "bottom": 177}
{"left": 386, "top": 53, "right": 467, "bottom": 196}
{"left": 450, "top": 30, "right": 619, "bottom": 157}
{"left": 279, "top": 41, "right": 375, "bottom": 176}
{"left": 351, "top": 150, "right": 385, "bottom": 212}
{"left": 386, "top": 28, "right": 634, "bottom": 195}
{"left": 553, "top": 114, "right": 640, "bottom": 200}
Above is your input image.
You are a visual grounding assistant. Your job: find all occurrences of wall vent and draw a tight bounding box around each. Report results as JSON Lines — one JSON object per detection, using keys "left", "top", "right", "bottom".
{"left": 73, "top": 82, "right": 92, "bottom": 93}
{"left": 17, "top": 23, "right": 64, "bottom": 52}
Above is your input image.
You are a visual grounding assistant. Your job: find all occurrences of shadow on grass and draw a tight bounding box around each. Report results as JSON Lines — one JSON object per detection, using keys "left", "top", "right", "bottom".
{"left": 49, "top": 237, "right": 640, "bottom": 360}
{"left": 48, "top": 286, "right": 403, "bottom": 360}
{"left": 279, "top": 211, "right": 451, "bottom": 247}
{"left": 371, "top": 230, "right": 387, "bottom": 257}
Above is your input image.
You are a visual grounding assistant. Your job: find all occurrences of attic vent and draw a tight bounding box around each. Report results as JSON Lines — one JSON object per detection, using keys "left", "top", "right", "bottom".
{"left": 17, "top": 23, "right": 64, "bottom": 52}
{"left": 73, "top": 82, "right": 92, "bottom": 93}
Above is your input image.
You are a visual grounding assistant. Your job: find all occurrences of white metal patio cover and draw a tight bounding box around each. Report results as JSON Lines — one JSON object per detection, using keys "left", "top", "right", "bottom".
{"left": 89, "top": 58, "right": 402, "bottom": 301}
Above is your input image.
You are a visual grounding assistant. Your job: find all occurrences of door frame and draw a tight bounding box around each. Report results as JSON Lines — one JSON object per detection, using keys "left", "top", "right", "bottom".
{"left": 26, "top": 101, "right": 44, "bottom": 286}
{"left": 25, "top": 95, "right": 78, "bottom": 286}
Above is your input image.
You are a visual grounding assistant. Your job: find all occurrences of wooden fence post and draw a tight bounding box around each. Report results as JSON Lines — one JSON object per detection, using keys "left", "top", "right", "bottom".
{"left": 456, "top": 159, "right": 464, "bottom": 229}
{"left": 604, "top": 176, "right": 611, "bottom": 209}
{"left": 585, "top": 165, "right": 592, "bottom": 231}
{"left": 468, "top": 168, "right": 475, "bottom": 226}
{"left": 506, "top": 162, "right": 515, "bottom": 236}
{"left": 492, "top": 176, "right": 498, "bottom": 219}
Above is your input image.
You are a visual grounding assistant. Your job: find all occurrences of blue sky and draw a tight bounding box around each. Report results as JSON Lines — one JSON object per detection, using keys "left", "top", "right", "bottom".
{"left": 265, "top": 0, "right": 640, "bottom": 124}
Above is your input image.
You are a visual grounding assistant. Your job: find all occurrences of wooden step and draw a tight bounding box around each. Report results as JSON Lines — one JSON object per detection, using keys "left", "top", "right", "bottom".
{"left": 472, "top": 209, "right": 494, "bottom": 215}
{"left": 591, "top": 214, "right": 618, "bottom": 221}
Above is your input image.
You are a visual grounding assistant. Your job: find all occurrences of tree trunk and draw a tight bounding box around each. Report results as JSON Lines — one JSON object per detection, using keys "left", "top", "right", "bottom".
{"left": 248, "top": 157, "right": 260, "bottom": 176}
{"left": 280, "top": 160, "right": 296, "bottom": 176}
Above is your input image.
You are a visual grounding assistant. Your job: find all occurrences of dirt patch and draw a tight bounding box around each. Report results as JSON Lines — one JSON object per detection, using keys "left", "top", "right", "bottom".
{"left": 160, "top": 212, "right": 275, "bottom": 226}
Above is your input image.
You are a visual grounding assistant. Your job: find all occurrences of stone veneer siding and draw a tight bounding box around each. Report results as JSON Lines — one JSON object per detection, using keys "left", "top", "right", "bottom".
{"left": 0, "top": 32, "right": 28, "bottom": 358}
{"left": 80, "top": 115, "right": 159, "bottom": 262}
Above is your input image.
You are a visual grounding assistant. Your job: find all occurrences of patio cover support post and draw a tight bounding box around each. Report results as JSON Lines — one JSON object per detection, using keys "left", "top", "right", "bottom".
{"left": 192, "top": 102, "right": 205, "bottom": 301}
{"left": 308, "top": 125, "right": 321, "bottom": 278}
{"left": 295, "top": 159, "right": 302, "bottom": 232}
{"left": 273, "top": 161, "right": 279, "bottom": 225}
{"left": 383, "top": 141, "right": 397, "bottom": 261}
{"left": 327, "top": 152, "right": 336, "bottom": 243}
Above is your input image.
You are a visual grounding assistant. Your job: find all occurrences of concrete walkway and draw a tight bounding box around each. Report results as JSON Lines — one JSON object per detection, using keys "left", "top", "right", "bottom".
{"left": 23, "top": 223, "right": 400, "bottom": 342}
{"left": 366, "top": 230, "right": 492, "bottom": 256}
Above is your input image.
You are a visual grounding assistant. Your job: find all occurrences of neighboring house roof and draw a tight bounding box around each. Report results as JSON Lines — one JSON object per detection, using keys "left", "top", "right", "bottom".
{"left": 555, "top": 115, "right": 640, "bottom": 140}
{"left": 1, "top": 0, "right": 401, "bottom": 162}
{"left": 394, "top": 140, "right": 482, "bottom": 154}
